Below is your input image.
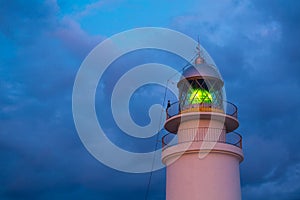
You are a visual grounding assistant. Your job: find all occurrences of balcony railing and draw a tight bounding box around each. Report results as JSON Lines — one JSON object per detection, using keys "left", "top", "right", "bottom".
{"left": 162, "top": 128, "right": 242, "bottom": 149}
{"left": 166, "top": 101, "right": 238, "bottom": 119}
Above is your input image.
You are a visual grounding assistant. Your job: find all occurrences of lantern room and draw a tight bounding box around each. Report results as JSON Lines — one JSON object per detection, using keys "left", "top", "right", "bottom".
{"left": 164, "top": 52, "right": 239, "bottom": 134}
{"left": 177, "top": 55, "right": 224, "bottom": 114}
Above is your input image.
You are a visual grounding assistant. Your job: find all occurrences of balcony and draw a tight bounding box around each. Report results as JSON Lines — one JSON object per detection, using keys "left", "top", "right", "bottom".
{"left": 166, "top": 101, "right": 238, "bottom": 119}
{"left": 162, "top": 127, "right": 242, "bottom": 149}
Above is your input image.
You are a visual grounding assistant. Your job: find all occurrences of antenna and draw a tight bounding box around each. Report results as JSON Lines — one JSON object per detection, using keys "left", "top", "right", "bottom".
{"left": 196, "top": 35, "right": 201, "bottom": 55}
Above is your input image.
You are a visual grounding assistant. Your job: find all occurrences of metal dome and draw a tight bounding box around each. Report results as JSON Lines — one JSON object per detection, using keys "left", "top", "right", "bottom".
{"left": 178, "top": 63, "right": 224, "bottom": 87}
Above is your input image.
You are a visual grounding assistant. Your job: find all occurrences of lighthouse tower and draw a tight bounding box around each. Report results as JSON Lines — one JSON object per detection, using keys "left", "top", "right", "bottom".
{"left": 161, "top": 48, "right": 244, "bottom": 200}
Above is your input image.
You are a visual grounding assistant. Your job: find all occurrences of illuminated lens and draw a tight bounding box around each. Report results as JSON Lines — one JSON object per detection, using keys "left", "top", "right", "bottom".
{"left": 188, "top": 88, "right": 212, "bottom": 104}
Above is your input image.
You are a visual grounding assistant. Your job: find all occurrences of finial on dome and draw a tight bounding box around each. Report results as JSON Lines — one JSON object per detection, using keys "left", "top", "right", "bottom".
{"left": 195, "top": 36, "right": 205, "bottom": 64}
{"left": 195, "top": 56, "right": 204, "bottom": 64}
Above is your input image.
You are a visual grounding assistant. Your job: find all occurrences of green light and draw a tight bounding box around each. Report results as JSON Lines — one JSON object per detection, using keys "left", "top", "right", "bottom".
{"left": 188, "top": 88, "right": 212, "bottom": 104}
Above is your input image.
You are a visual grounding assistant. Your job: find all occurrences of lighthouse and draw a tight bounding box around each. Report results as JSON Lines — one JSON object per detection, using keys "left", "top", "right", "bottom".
{"left": 161, "top": 47, "right": 244, "bottom": 200}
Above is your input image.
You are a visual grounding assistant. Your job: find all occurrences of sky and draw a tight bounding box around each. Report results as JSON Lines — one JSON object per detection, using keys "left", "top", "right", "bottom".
{"left": 1, "top": 0, "right": 300, "bottom": 199}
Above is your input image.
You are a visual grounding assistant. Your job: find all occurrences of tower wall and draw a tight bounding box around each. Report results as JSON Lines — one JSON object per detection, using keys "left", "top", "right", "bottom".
{"left": 164, "top": 145, "right": 242, "bottom": 200}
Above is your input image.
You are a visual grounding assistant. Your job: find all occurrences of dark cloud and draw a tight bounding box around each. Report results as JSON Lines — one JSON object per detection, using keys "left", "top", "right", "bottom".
{"left": 0, "top": 1, "right": 166, "bottom": 199}
{"left": 0, "top": 0, "right": 58, "bottom": 44}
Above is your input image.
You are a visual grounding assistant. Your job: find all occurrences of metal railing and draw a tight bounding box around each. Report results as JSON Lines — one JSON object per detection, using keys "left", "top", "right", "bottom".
{"left": 162, "top": 128, "right": 242, "bottom": 149}
{"left": 166, "top": 101, "right": 238, "bottom": 119}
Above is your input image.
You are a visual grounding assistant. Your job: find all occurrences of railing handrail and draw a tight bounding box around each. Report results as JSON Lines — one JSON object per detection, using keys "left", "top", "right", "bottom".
{"left": 224, "top": 100, "right": 238, "bottom": 118}
{"left": 162, "top": 130, "right": 242, "bottom": 149}
{"left": 166, "top": 100, "right": 238, "bottom": 119}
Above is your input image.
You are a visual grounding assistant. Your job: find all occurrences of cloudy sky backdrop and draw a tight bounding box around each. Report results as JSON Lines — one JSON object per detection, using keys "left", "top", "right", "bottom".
{"left": 1, "top": 0, "right": 300, "bottom": 199}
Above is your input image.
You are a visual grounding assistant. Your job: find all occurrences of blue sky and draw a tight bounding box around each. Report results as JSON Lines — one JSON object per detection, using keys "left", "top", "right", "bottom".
{"left": 1, "top": 0, "right": 300, "bottom": 199}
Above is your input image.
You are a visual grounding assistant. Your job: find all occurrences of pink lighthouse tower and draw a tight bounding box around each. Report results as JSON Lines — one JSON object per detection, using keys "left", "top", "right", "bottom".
{"left": 162, "top": 47, "right": 244, "bottom": 200}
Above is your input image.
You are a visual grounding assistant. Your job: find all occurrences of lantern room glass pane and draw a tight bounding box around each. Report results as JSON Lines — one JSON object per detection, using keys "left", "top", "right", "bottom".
{"left": 178, "top": 79, "right": 224, "bottom": 112}
{"left": 188, "top": 88, "right": 212, "bottom": 104}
